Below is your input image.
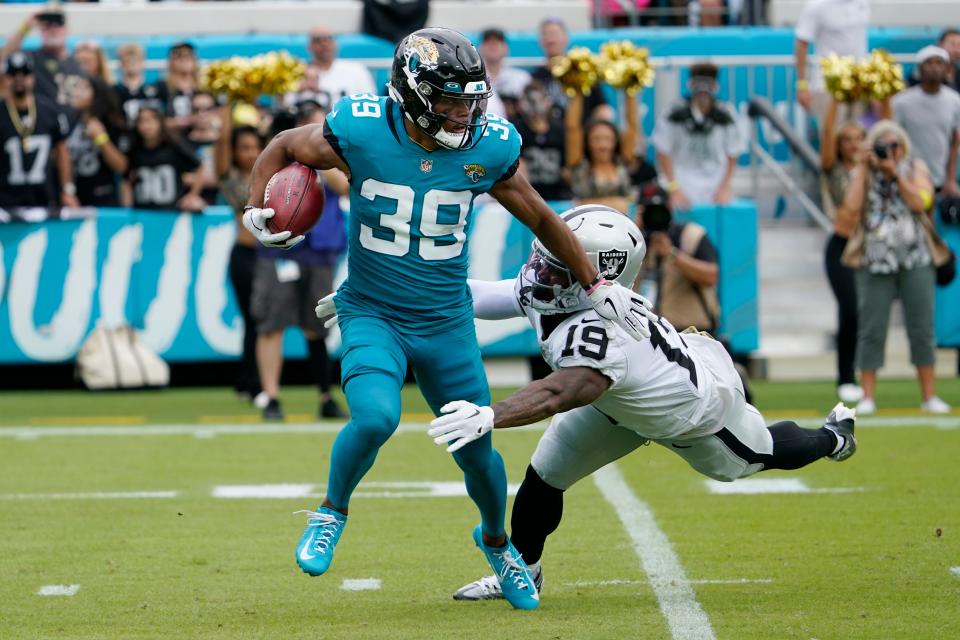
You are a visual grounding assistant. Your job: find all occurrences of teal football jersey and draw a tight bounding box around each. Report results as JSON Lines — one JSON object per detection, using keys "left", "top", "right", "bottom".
{"left": 325, "top": 93, "right": 521, "bottom": 332}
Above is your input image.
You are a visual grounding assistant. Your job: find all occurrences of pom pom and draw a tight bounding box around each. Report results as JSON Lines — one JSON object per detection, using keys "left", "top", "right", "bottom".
{"left": 202, "top": 51, "right": 305, "bottom": 103}
{"left": 859, "top": 49, "right": 905, "bottom": 101}
{"left": 821, "top": 54, "right": 861, "bottom": 102}
{"left": 820, "top": 49, "right": 904, "bottom": 103}
{"left": 551, "top": 47, "right": 601, "bottom": 96}
{"left": 599, "top": 40, "right": 655, "bottom": 96}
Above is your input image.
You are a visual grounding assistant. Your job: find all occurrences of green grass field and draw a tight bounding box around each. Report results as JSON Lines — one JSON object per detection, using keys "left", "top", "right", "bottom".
{"left": 1, "top": 380, "right": 958, "bottom": 639}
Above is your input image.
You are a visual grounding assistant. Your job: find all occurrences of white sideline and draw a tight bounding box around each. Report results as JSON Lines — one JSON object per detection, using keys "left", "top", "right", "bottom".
{"left": 37, "top": 584, "right": 80, "bottom": 596}
{"left": 704, "top": 478, "right": 865, "bottom": 495}
{"left": 340, "top": 578, "right": 382, "bottom": 591}
{"left": 0, "top": 491, "right": 178, "bottom": 500}
{"left": 1, "top": 415, "right": 956, "bottom": 440}
{"left": 593, "top": 464, "right": 716, "bottom": 640}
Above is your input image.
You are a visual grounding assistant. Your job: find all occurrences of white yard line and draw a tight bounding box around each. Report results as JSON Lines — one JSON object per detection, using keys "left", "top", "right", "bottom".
{"left": 0, "top": 491, "right": 178, "bottom": 500}
{"left": 704, "top": 478, "right": 866, "bottom": 495}
{"left": 565, "top": 578, "right": 773, "bottom": 588}
{"left": 37, "top": 584, "right": 80, "bottom": 596}
{"left": 593, "top": 464, "right": 716, "bottom": 640}
{"left": 1, "top": 416, "right": 955, "bottom": 440}
{"left": 950, "top": 567, "right": 960, "bottom": 579}
{"left": 340, "top": 578, "right": 382, "bottom": 591}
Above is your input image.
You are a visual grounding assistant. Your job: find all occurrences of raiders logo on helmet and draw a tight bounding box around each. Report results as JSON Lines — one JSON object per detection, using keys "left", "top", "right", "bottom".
{"left": 599, "top": 249, "right": 628, "bottom": 279}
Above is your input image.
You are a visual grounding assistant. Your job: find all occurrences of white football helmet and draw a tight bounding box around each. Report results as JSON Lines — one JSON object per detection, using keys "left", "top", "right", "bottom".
{"left": 520, "top": 204, "right": 646, "bottom": 315}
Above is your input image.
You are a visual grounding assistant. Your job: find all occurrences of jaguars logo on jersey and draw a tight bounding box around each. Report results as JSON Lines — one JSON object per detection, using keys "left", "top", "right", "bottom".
{"left": 464, "top": 164, "right": 486, "bottom": 183}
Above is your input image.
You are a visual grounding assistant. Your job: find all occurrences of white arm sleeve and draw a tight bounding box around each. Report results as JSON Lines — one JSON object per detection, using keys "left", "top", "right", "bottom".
{"left": 468, "top": 279, "right": 524, "bottom": 320}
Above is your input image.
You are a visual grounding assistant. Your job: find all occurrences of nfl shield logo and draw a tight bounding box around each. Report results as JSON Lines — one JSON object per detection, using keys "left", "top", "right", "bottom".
{"left": 598, "top": 249, "right": 628, "bottom": 280}
{"left": 420, "top": 159, "right": 433, "bottom": 173}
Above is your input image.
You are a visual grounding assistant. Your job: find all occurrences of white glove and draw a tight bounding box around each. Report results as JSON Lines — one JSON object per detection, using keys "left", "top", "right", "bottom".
{"left": 314, "top": 292, "right": 339, "bottom": 329}
{"left": 587, "top": 279, "right": 657, "bottom": 341}
{"left": 427, "top": 401, "right": 495, "bottom": 453}
{"left": 242, "top": 205, "right": 305, "bottom": 249}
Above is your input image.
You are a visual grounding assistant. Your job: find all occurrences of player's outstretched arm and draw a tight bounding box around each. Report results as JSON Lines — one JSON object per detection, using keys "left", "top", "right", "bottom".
{"left": 490, "top": 170, "right": 598, "bottom": 288}
{"left": 427, "top": 367, "right": 610, "bottom": 452}
{"left": 491, "top": 171, "right": 655, "bottom": 341}
{"left": 467, "top": 278, "right": 523, "bottom": 320}
{"left": 242, "top": 124, "right": 349, "bottom": 249}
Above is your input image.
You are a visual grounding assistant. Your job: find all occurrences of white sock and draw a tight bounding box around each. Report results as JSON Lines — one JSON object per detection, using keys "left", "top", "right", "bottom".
{"left": 527, "top": 560, "right": 541, "bottom": 577}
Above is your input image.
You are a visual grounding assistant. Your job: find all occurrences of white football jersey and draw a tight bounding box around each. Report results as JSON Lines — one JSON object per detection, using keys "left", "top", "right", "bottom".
{"left": 514, "top": 279, "right": 743, "bottom": 441}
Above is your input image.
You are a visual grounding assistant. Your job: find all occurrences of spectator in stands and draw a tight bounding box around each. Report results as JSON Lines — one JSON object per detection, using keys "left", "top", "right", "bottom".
{"left": 511, "top": 81, "right": 571, "bottom": 202}
{"left": 793, "top": 0, "right": 870, "bottom": 117}
{"left": 249, "top": 102, "right": 349, "bottom": 420}
{"left": 0, "top": 52, "right": 78, "bottom": 210}
{"left": 74, "top": 40, "right": 114, "bottom": 87}
{"left": 530, "top": 17, "right": 614, "bottom": 122}
{"left": 122, "top": 103, "right": 206, "bottom": 212}
{"left": 478, "top": 28, "right": 531, "bottom": 119}
{"left": 894, "top": 46, "right": 960, "bottom": 198}
{"left": 820, "top": 95, "right": 876, "bottom": 404}
{"left": 215, "top": 103, "right": 265, "bottom": 404}
{"left": 307, "top": 27, "right": 376, "bottom": 103}
{"left": 114, "top": 43, "right": 160, "bottom": 126}
{"left": 66, "top": 75, "right": 129, "bottom": 207}
{"left": 565, "top": 90, "right": 639, "bottom": 214}
{"left": 185, "top": 91, "right": 222, "bottom": 205}
{"left": 839, "top": 120, "right": 951, "bottom": 415}
{"left": 161, "top": 41, "right": 200, "bottom": 132}
{"left": 2, "top": 6, "right": 87, "bottom": 108}
{"left": 940, "top": 29, "right": 960, "bottom": 92}
{"left": 652, "top": 63, "right": 743, "bottom": 209}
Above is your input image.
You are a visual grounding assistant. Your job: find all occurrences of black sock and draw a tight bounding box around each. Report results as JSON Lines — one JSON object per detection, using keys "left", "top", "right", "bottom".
{"left": 509, "top": 465, "right": 564, "bottom": 564}
{"left": 306, "top": 338, "right": 331, "bottom": 395}
{"left": 765, "top": 421, "right": 838, "bottom": 469}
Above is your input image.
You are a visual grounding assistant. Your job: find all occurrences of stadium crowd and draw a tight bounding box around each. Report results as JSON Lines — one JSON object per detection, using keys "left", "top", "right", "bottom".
{"left": 0, "top": 2, "right": 956, "bottom": 415}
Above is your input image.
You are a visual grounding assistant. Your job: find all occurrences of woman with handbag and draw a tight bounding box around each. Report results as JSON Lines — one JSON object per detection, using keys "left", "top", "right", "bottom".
{"left": 840, "top": 120, "right": 952, "bottom": 415}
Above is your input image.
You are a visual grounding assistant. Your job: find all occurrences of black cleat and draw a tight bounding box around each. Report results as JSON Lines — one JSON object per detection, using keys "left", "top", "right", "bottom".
{"left": 823, "top": 402, "right": 857, "bottom": 461}
{"left": 319, "top": 398, "right": 347, "bottom": 419}
{"left": 263, "top": 398, "right": 285, "bottom": 422}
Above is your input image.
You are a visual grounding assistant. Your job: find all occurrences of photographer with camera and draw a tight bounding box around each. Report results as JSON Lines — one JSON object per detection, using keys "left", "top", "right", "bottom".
{"left": 840, "top": 120, "right": 953, "bottom": 415}
{"left": 634, "top": 184, "right": 720, "bottom": 334}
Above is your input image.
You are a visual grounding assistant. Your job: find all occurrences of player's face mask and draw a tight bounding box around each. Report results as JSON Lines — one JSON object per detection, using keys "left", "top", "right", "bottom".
{"left": 520, "top": 247, "right": 586, "bottom": 315}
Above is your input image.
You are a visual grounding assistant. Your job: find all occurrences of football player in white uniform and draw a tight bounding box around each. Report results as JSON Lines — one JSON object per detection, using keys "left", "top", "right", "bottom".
{"left": 424, "top": 204, "right": 857, "bottom": 601}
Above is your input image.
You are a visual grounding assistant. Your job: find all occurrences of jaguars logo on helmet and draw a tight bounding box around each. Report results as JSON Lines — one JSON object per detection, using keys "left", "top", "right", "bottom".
{"left": 388, "top": 28, "right": 492, "bottom": 150}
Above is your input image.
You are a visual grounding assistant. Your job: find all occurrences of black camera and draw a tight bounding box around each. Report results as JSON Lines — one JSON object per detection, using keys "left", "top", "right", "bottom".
{"left": 873, "top": 141, "right": 896, "bottom": 160}
{"left": 37, "top": 11, "right": 66, "bottom": 26}
{"left": 642, "top": 204, "right": 672, "bottom": 233}
{"left": 638, "top": 184, "right": 673, "bottom": 233}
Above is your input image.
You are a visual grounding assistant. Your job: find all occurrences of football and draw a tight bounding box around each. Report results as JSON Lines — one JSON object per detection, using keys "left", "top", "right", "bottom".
{"left": 263, "top": 162, "right": 325, "bottom": 237}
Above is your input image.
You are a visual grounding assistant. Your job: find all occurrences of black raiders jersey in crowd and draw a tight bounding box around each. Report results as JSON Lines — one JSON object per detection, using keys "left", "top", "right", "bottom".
{"left": 64, "top": 119, "right": 130, "bottom": 206}
{"left": 0, "top": 96, "right": 69, "bottom": 209}
{"left": 114, "top": 81, "right": 164, "bottom": 126}
{"left": 127, "top": 141, "right": 200, "bottom": 210}
{"left": 26, "top": 50, "right": 87, "bottom": 109}
{"left": 512, "top": 114, "right": 572, "bottom": 202}
{"left": 151, "top": 83, "right": 194, "bottom": 121}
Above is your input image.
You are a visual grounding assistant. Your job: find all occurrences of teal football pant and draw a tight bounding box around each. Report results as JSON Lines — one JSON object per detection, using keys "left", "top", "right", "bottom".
{"left": 326, "top": 314, "right": 508, "bottom": 537}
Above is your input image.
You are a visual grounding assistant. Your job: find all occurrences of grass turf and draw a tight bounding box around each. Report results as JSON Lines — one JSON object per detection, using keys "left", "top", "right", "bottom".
{"left": 0, "top": 380, "right": 958, "bottom": 638}
{"left": 1, "top": 378, "right": 958, "bottom": 425}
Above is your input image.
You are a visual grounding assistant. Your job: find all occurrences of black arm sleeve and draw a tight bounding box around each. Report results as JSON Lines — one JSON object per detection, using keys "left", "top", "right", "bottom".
{"left": 323, "top": 120, "right": 349, "bottom": 170}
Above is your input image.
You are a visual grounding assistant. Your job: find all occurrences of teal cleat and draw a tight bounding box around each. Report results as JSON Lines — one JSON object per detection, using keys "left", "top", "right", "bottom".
{"left": 471, "top": 525, "right": 540, "bottom": 610}
{"left": 294, "top": 507, "right": 347, "bottom": 576}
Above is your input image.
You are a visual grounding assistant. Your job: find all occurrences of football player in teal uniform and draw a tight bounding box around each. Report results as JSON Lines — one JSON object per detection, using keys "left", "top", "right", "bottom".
{"left": 242, "top": 28, "right": 650, "bottom": 610}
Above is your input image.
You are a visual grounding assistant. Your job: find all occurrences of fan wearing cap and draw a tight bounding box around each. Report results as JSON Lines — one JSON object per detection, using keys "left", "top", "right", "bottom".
{"left": 478, "top": 28, "right": 531, "bottom": 119}
{"left": 2, "top": 6, "right": 88, "bottom": 109}
{"left": 651, "top": 63, "right": 744, "bottom": 210}
{"left": 0, "top": 52, "right": 79, "bottom": 210}
{"left": 893, "top": 45, "right": 960, "bottom": 197}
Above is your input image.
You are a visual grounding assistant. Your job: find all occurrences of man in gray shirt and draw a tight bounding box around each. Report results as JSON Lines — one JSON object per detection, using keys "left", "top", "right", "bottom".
{"left": 893, "top": 45, "right": 960, "bottom": 194}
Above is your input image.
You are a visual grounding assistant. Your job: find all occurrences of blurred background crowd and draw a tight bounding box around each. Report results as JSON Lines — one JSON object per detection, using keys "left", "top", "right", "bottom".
{"left": 0, "top": 0, "right": 957, "bottom": 417}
